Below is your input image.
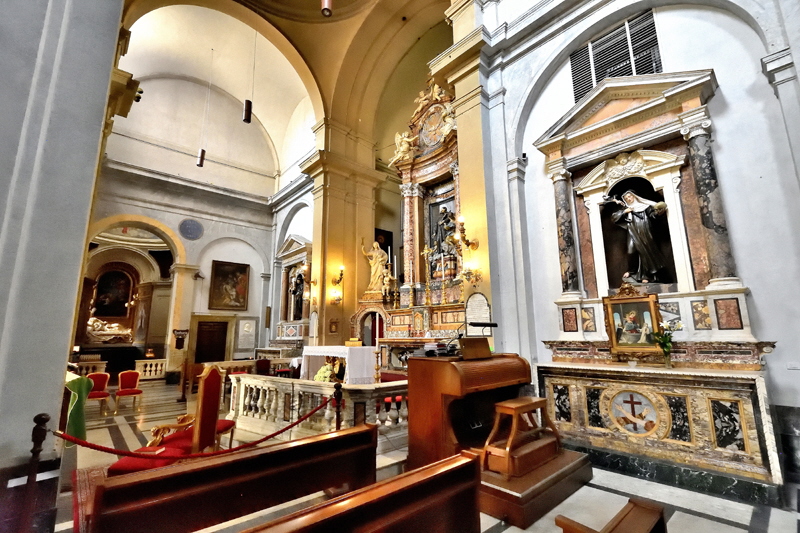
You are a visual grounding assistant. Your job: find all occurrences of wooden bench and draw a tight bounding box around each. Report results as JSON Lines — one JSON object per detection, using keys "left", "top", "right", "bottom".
{"left": 245, "top": 452, "right": 481, "bottom": 533}
{"left": 86, "top": 424, "right": 378, "bottom": 533}
{"left": 555, "top": 497, "right": 667, "bottom": 533}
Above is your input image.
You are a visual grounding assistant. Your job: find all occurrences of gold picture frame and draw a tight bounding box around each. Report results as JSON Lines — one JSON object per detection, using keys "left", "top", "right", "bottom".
{"left": 603, "top": 284, "right": 662, "bottom": 356}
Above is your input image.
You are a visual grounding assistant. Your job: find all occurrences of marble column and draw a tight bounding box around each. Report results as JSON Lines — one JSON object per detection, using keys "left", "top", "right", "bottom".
{"left": 680, "top": 113, "right": 737, "bottom": 281}
{"left": 762, "top": 49, "right": 800, "bottom": 184}
{"left": 279, "top": 267, "right": 289, "bottom": 322}
{"left": 400, "top": 182, "right": 424, "bottom": 288}
{"left": 549, "top": 164, "right": 580, "bottom": 293}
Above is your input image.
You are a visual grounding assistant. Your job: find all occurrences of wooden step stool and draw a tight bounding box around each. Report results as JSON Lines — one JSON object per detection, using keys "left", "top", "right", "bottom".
{"left": 482, "top": 397, "right": 561, "bottom": 480}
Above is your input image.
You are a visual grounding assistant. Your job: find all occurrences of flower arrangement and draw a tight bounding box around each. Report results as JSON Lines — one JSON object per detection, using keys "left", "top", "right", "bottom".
{"left": 653, "top": 321, "right": 682, "bottom": 367}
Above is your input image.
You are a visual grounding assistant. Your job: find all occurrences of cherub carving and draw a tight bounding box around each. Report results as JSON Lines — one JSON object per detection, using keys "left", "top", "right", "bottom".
{"left": 388, "top": 131, "right": 419, "bottom": 167}
{"left": 440, "top": 101, "right": 457, "bottom": 138}
{"left": 605, "top": 151, "right": 646, "bottom": 180}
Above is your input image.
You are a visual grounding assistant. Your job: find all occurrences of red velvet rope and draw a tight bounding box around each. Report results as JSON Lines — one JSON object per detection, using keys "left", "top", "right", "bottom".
{"left": 53, "top": 396, "right": 331, "bottom": 460}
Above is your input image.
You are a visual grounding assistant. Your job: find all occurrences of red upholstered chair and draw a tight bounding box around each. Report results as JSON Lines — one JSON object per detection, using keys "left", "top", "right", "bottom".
{"left": 107, "top": 365, "right": 233, "bottom": 477}
{"left": 114, "top": 370, "right": 143, "bottom": 415}
{"left": 86, "top": 372, "right": 111, "bottom": 416}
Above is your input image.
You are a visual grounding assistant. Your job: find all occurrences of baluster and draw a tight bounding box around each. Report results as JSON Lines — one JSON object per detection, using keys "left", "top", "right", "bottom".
{"left": 399, "top": 395, "right": 409, "bottom": 426}
{"left": 257, "top": 387, "right": 266, "bottom": 418}
{"left": 250, "top": 385, "right": 260, "bottom": 414}
{"left": 388, "top": 396, "right": 400, "bottom": 431}
{"left": 230, "top": 378, "right": 239, "bottom": 415}
{"left": 269, "top": 389, "right": 278, "bottom": 422}
{"left": 324, "top": 395, "right": 335, "bottom": 432}
{"left": 377, "top": 396, "right": 389, "bottom": 434}
{"left": 244, "top": 385, "right": 254, "bottom": 416}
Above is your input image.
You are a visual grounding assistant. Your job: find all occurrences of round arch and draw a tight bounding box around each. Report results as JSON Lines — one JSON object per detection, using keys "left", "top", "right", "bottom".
{"left": 349, "top": 304, "right": 389, "bottom": 341}
{"left": 196, "top": 235, "right": 266, "bottom": 273}
{"left": 88, "top": 214, "right": 186, "bottom": 264}
{"left": 86, "top": 245, "right": 162, "bottom": 284}
{"left": 508, "top": 0, "right": 785, "bottom": 155}
{"left": 276, "top": 200, "right": 313, "bottom": 251}
{"left": 122, "top": 0, "right": 325, "bottom": 122}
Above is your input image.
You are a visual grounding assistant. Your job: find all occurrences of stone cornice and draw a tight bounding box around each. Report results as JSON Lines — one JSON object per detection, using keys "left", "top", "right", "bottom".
{"left": 267, "top": 173, "right": 313, "bottom": 210}
{"left": 429, "top": 25, "right": 491, "bottom": 85}
{"left": 300, "top": 150, "right": 386, "bottom": 187}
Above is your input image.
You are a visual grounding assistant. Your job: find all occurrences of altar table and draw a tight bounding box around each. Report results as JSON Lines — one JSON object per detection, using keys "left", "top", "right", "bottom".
{"left": 301, "top": 346, "right": 376, "bottom": 384}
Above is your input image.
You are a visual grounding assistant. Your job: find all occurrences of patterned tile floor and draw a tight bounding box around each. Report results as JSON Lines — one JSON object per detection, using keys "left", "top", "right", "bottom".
{"left": 54, "top": 381, "right": 799, "bottom": 532}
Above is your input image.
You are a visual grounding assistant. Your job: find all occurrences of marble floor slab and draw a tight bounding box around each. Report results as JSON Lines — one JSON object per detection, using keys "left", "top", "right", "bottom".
{"left": 53, "top": 381, "right": 800, "bottom": 533}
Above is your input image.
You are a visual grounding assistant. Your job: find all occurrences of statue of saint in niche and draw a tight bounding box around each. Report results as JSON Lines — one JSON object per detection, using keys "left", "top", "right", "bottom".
{"left": 362, "top": 241, "right": 388, "bottom": 292}
{"left": 432, "top": 206, "right": 457, "bottom": 256}
{"left": 609, "top": 190, "right": 668, "bottom": 283}
{"left": 290, "top": 272, "right": 304, "bottom": 320}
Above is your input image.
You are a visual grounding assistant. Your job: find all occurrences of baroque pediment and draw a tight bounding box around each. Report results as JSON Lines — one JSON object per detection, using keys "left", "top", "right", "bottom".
{"left": 535, "top": 70, "right": 717, "bottom": 163}
{"left": 574, "top": 149, "right": 685, "bottom": 196}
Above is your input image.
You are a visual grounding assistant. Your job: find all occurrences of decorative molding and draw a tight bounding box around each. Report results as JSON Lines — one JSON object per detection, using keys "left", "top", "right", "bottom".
{"left": 575, "top": 149, "right": 685, "bottom": 196}
{"left": 507, "top": 157, "right": 527, "bottom": 182}
{"left": 679, "top": 106, "right": 713, "bottom": 140}
{"left": 761, "top": 48, "right": 797, "bottom": 90}
{"left": 400, "top": 183, "right": 424, "bottom": 198}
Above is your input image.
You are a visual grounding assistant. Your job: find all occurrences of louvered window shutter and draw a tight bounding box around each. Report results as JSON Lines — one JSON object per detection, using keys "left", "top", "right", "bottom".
{"left": 570, "top": 10, "right": 662, "bottom": 102}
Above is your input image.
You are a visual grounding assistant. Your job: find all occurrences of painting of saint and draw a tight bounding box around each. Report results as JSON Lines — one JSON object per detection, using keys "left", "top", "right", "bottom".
{"left": 612, "top": 303, "right": 655, "bottom": 345}
{"left": 94, "top": 271, "right": 132, "bottom": 317}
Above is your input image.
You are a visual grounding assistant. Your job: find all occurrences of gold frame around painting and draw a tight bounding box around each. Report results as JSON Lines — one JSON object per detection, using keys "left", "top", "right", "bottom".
{"left": 603, "top": 285, "right": 662, "bottom": 356}
{"left": 208, "top": 260, "right": 249, "bottom": 311}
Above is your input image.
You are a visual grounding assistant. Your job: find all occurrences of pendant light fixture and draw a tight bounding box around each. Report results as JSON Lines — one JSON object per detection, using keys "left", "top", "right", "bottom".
{"left": 243, "top": 30, "right": 256, "bottom": 123}
{"left": 321, "top": 0, "right": 332, "bottom": 17}
{"left": 197, "top": 48, "right": 214, "bottom": 167}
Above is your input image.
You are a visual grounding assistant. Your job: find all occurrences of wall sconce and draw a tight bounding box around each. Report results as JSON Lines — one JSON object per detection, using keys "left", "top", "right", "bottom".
{"left": 303, "top": 291, "right": 311, "bottom": 302}
{"left": 458, "top": 263, "right": 483, "bottom": 287}
{"left": 330, "top": 288, "right": 342, "bottom": 305}
{"left": 456, "top": 215, "right": 479, "bottom": 250}
{"left": 332, "top": 265, "right": 344, "bottom": 285}
{"left": 124, "top": 293, "right": 140, "bottom": 308}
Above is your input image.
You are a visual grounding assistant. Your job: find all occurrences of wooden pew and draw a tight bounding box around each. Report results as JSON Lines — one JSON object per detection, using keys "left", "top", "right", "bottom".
{"left": 88, "top": 424, "right": 378, "bottom": 533}
{"left": 245, "top": 451, "right": 481, "bottom": 533}
{"left": 555, "top": 497, "right": 667, "bottom": 533}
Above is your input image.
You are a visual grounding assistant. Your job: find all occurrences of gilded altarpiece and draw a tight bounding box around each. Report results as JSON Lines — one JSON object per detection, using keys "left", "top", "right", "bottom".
{"left": 365, "top": 81, "right": 477, "bottom": 351}
{"left": 533, "top": 70, "right": 781, "bottom": 500}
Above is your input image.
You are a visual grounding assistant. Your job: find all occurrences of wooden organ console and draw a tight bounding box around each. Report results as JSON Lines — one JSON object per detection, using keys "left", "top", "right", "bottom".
{"left": 407, "top": 353, "right": 593, "bottom": 529}
{"left": 407, "top": 354, "right": 531, "bottom": 469}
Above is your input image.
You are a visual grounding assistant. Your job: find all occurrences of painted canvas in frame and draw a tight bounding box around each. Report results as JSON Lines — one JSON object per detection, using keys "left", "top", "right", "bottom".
{"left": 209, "top": 261, "right": 249, "bottom": 311}
{"left": 602, "top": 292, "right": 662, "bottom": 355}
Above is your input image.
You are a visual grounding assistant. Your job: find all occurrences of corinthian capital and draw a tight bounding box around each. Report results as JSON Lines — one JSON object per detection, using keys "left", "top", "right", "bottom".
{"left": 548, "top": 168, "right": 572, "bottom": 183}
{"left": 400, "top": 183, "right": 424, "bottom": 198}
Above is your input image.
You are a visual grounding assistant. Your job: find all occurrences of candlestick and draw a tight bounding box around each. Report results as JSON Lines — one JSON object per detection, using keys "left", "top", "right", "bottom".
{"left": 440, "top": 253, "right": 445, "bottom": 280}
{"left": 393, "top": 255, "right": 397, "bottom": 278}
{"left": 388, "top": 245, "right": 391, "bottom": 259}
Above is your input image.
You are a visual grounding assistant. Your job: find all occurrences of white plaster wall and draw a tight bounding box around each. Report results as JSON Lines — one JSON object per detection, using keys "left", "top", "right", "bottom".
{"left": 500, "top": 4, "right": 800, "bottom": 404}
{"left": 655, "top": 5, "right": 800, "bottom": 405}
{"left": 194, "top": 238, "right": 264, "bottom": 315}
{"left": 108, "top": 77, "right": 277, "bottom": 196}
{"left": 283, "top": 205, "right": 314, "bottom": 241}
{"left": 279, "top": 97, "right": 316, "bottom": 189}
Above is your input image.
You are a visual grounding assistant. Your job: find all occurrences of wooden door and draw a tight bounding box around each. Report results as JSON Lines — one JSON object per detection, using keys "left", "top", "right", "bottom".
{"left": 195, "top": 321, "right": 228, "bottom": 363}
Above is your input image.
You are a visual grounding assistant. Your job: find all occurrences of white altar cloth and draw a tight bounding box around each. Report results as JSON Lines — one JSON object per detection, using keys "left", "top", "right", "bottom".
{"left": 301, "top": 346, "right": 376, "bottom": 384}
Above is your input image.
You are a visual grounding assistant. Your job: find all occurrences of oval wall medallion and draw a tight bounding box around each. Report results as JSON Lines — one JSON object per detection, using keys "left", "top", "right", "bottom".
{"left": 179, "top": 219, "right": 204, "bottom": 241}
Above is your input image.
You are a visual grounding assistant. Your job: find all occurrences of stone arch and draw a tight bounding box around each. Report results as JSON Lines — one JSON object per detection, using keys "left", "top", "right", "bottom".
{"left": 121, "top": 0, "right": 325, "bottom": 121}
{"left": 276, "top": 201, "right": 313, "bottom": 252}
{"left": 509, "top": 0, "right": 784, "bottom": 156}
{"left": 88, "top": 214, "right": 185, "bottom": 264}
{"left": 350, "top": 304, "right": 389, "bottom": 341}
{"left": 86, "top": 245, "right": 162, "bottom": 284}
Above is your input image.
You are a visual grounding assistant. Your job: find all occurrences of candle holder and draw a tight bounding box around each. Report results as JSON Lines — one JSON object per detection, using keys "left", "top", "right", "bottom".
{"left": 424, "top": 282, "right": 431, "bottom": 306}
{"left": 393, "top": 287, "right": 400, "bottom": 309}
{"left": 440, "top": 279, "right": 448, "bottom": 305}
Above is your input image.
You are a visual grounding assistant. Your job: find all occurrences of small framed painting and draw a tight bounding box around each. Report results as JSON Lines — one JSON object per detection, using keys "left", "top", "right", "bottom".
{"left": 603, "top": 284, "right": 662, "bottom": 356}
{"left": 209, "top": 261, "right": 249, "bottom": 311}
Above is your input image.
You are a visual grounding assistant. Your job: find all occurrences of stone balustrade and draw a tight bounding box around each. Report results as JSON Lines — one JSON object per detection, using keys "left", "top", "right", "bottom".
{"left": 135, "top": 359, "right": 167, "bottom": 380}
{"left": 76, "top": 361, "right": 107, "bottom": 376}
{"left": 228, "top": 374, "right": 408, "bottom": 453}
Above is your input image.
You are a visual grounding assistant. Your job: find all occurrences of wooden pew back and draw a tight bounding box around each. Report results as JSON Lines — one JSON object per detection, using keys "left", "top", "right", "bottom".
{"left": 90, "top": 424, "right": 378, "bottom": 533}
{"left": 246, "top": 452, "right": 481, "bottom": 533}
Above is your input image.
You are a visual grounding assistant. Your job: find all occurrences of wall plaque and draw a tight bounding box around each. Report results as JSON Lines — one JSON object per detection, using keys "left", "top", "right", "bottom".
{"left": 179, "top": 218, "right": 204, "bottom": 241}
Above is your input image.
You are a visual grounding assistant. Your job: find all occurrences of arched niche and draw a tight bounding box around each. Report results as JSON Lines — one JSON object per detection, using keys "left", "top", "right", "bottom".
{"left": 575, "top": 149, "right": 690, "bottom": 296}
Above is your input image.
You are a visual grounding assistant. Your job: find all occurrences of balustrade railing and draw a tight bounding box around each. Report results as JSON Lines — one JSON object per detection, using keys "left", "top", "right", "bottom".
{"left": 76, "top": 361, "right": 107, "bottom": 376}
{"left": 229, "top": 375, "right": 408, "bottom": 452}
{"left": 135, "top": 359, "right": 167, "bottom": 380}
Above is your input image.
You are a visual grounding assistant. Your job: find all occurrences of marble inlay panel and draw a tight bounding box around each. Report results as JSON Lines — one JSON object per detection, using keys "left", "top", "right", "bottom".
{"left": 714, "top": 298, "right": 743, "bottom": 330}
{"left": 659, "top": 302, "right": 682, "bottom": 328}
{"left": 586, "top": 387, "right": 604, "bottom": 427}
{"left": 691, "top": 300, "right": 712, "bottom": 329}
{"left": 581, "top": 307, "right": 597, "bottom": 332}
{"left": 562, "top": 307, "right": 578, "bottom": 332}
{"left": 665, "top": 394, "right": 692, "bottom": 442}
{"left": 553, "top": 384, "right": 572, "bottom": 422}
{"left": 538, "top": 365, "right": 772, "bottom": 482}
{"left": 711, "top": 399, "right": 746, "bottom": 452}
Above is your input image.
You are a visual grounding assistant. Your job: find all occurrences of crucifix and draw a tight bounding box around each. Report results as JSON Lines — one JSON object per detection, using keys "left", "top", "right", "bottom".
{"left": 622, "top": 393, "right": 643, "bottom": 431}
{"left": 421, "top": 245, "right": 434, "bottom": 306}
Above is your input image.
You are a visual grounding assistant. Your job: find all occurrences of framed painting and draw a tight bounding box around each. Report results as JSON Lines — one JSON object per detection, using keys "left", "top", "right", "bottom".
{"left": 209, "top": 261, "right": 249, "bottom": 310}
{"left": 603, "top": 286, "right": 662, "bottom": 356}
